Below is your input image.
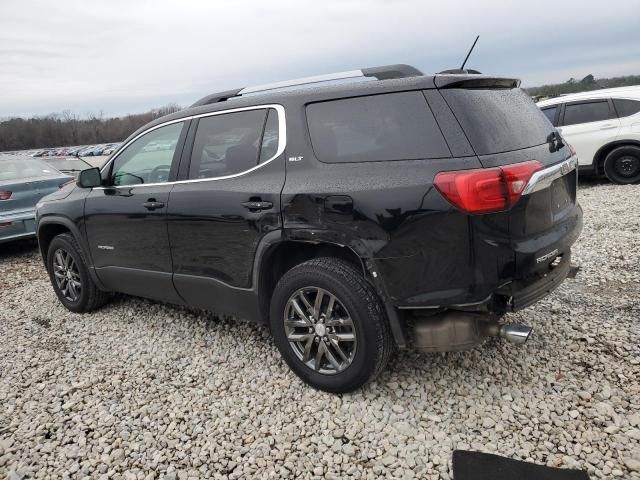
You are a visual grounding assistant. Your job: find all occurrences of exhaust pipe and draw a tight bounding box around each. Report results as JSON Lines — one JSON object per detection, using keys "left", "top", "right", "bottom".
{"left": 498, "top": 324, "right": 532, "bottom": 344}
{"left": 411, "top": 312, "right": 533, "bottom": 352}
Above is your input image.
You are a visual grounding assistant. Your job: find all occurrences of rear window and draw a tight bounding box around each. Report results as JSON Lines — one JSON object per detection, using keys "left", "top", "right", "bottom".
{"left": 613, "top": 99, "right": 640, "bottom": 118}
{"left": 440, "top": 88, "right": 555, "bottom": 155}
{"left": 563, "top": 100, "right": 611, "bottom": 126}
{"left": 0, "top": 158, "right": 60, "bottom": 181}
{"left": 306, "top": 91, "right": 450, "bottom": 163}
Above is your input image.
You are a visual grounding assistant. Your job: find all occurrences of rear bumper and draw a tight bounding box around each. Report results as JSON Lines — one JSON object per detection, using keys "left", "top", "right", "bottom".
{"left": 496, "top": 250, "right": 572, "bottom": 311}
{"left": 0, "top": 209, "right": 37, "bottom": 244}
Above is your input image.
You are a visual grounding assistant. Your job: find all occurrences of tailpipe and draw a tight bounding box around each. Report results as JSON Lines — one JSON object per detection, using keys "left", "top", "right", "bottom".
{"left": 498, "top": 324, "right": 532, "bottom": 344}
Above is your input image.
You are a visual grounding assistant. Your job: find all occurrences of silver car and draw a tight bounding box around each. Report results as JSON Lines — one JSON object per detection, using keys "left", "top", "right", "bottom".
{"left": 0, "top": 156, "right": 72, "bottom": 244}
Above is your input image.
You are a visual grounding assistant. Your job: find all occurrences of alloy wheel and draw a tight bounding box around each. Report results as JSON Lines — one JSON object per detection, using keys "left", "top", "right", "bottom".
{"left": 284, "top": 287, "right": 357, "bottom": 374}
{"left": 52, "top": 248, "right": 82, "bottom": 302}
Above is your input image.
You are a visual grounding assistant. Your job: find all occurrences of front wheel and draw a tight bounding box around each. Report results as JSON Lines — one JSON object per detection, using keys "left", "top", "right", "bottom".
{"left": 603, "top": 145, "right": 640, "bottom": 184}
{"left": 46, "top": 233, "right": 110, "bottom": 313}
{"left": 270, "top": 257, "right": 393, "bottom": 393}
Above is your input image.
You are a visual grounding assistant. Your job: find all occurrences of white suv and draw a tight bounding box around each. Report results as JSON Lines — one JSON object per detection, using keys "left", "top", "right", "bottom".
{"left": 537, "top": 86, "right": 640, "bottom": 184}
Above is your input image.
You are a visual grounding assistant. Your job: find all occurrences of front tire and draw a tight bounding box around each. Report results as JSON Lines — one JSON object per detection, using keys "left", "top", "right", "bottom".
{"left": 270, "top": 257, "right": 393, "bottom": 393}
{"left": 603, "top": 145, "right": 640, "bottom": 184}
{"left": 46, "top": 233, "right": 110, "bottom": 313}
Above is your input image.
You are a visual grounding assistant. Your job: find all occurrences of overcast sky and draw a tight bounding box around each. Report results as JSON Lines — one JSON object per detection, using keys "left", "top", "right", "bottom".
{"left": 1, "top": 0, "right": 639, "bottom": 118}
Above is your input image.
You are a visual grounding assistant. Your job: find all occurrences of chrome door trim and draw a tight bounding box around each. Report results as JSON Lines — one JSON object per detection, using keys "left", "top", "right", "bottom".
{"left": 96, "top": 104, "right": 286, "bottom": 189}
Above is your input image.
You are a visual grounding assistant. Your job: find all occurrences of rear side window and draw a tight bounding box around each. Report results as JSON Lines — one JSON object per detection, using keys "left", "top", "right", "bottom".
{"left": 613, "top": 99, "right": 640, "bottom": 118}
{"left": 306, "top": 91, "right": 450, "bottom": 163}
{"left": 541, "top": 105, "right": 559, "bottom": 126}
{"left": 440, "top": 88, "right": 555, "bottom": 156}
{"left": 563, "top": 101, "right": 611, "bottom": 126}
{"left": 189, "top": 109, "right": 271, "bottom": 179}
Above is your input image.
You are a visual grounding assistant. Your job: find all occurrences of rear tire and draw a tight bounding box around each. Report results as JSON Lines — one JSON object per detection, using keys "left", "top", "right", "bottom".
{"left": 46, "top": 233, "right": 110, "bottom": 313}
{"left": 603, "top": 145, "right": 640, "bottom": 184}
{"left": 270, "top": 257, "right": 393, "bottom": 393}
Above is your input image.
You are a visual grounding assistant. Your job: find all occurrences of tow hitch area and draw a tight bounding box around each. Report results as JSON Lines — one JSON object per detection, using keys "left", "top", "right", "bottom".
{"left": 412, "top": 311, "right": 532, "bottom": 352}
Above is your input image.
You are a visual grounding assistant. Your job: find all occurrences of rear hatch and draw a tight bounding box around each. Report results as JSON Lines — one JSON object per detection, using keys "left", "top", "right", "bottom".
{"left": 435, "top": 77, "right": 582, "bottom": 295}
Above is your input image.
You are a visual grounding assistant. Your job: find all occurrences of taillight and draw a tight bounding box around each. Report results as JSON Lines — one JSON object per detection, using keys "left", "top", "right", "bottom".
{"left": 434, "top": 160, "right": 543, "bottom": 214}
{"left": 567, "top": 143, "right": 576, "bottom": 156}
{"left": 0, "top": 191, "right": 12, "bottom": 200}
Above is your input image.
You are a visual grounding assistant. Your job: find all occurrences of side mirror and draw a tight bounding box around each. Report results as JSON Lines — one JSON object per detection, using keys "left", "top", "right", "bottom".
{"left": 77, "top": 167, "right": 102, "bottom": 188}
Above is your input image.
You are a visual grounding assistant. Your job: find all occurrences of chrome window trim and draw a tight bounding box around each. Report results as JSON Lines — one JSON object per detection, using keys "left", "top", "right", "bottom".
{"left": 97, "top": 104, "right": 286, "bottom": 188}
{"left": 522, "top": 155, "right": 578, "bottom": 195}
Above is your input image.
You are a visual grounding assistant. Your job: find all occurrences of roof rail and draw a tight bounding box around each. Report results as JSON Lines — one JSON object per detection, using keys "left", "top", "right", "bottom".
{"left": 190, "top": 64, "right": 423, "bottom": 107}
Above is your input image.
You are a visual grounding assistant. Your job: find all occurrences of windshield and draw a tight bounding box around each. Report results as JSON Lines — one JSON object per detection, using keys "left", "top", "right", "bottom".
{"left": 440, "top": 88, "right": 555, "bottom": 156}
{"left": 0, "top": 157, "right": 62, "bottom": 181}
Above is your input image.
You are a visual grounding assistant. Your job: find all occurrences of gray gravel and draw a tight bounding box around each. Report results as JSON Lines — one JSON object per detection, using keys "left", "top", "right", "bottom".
{"left": 1, "top": 179, "right": 639, "bottom": 479}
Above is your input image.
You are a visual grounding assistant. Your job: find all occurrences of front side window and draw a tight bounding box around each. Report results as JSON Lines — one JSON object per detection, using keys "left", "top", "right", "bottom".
{"left": 541, "top": 105, "right": 559, "bottom": 126}
{"left": 563, "top": 101, "right": 611, "bottom": 126}
{"left": 613, "top": 99, "right": 640, "bottom": 118}
{"left": 189, "top": 109, "right": 276, "bottom": 179}
{"left": 306, "top": 91, "right": 450, "bottom": 163}
{"left": 111, "top": 122, "right": 184, "bottom": 186}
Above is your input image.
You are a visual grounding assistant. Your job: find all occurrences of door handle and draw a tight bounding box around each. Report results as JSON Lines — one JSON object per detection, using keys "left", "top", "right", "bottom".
{"left": 241, "top": 200, "right": 273, "bottom": 211}
{"left": 600, "top": 124, "right": 616, "bottom": 130}
{"left": 143, "top": 200, "right": 165, "bottom": 210}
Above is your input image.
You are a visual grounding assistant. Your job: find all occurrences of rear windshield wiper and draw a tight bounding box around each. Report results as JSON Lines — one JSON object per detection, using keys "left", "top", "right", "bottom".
{"left": 546, "top": 131, "right": 564, "bottom": 152}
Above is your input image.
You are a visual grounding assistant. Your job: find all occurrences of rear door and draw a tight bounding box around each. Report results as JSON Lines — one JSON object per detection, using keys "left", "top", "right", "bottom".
{"left": 167, "top": 105, "right": 285, "bottom": 315}
{"left": 558, "top": 99, "right": 620, "bottom": 166}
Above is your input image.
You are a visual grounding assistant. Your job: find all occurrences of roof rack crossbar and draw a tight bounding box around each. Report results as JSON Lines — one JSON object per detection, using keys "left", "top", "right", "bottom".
{"left": 190, "top": 64, "right": 423, "bottom": 107}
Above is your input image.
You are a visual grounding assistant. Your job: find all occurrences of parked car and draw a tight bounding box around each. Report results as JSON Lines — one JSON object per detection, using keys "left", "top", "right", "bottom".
{"left": 0, "top": 156, "right": 72, "bottom": 244}
{"left": 537, "top": 86, "right": 640, "bottom": 184}
{"left": 102, "top": 144, "right": 120, "bottom": 156}
{"left": 42, "top": 157, "right": 93, "bottom": 179}
{"left": 78, "top": 146, "right": 96, "bottom": 156}
{"left": 36, "top": 65, "right": 582, "bottom": 392}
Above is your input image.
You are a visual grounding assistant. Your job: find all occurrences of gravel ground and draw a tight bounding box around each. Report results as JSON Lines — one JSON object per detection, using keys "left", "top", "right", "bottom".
{"left": 1, "top": 180, "right": 639, "bottom": 480}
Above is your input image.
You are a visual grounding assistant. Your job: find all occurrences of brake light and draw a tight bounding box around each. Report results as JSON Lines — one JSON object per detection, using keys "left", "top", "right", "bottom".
{"left": 0, "top": 222, "right": 11, "bottom": 227}
{"left": 567, "top": 143, "right": 576, "bottom": 156}
{"left": 0, "top": 191, "right": 12, "bottom": 200}
{"left": 434, "top": 160, "right": 543, "bottom": 214}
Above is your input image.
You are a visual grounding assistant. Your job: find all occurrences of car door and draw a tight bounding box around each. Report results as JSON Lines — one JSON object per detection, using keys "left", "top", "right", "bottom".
{"left": 558, "top": 99, "right": 620, "bottom": 166}
{"left": 167, "top": 105, "right": 285, "bottom": 318}
{"left": 84, "top": 120, "right": 188, "bottom": 303}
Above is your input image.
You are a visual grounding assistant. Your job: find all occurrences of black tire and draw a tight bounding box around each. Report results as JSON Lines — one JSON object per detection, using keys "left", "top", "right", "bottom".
{"left": 270, "top": 257, "right": 393, "bottom": 393}
{"left": 46, "top": 233, "right": 110, "bottom": 313}
{"left": 603, "top": 145, "right": 640, "bottom": 185}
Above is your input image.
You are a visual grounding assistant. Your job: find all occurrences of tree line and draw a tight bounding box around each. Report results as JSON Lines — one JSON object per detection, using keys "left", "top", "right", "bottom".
{"left": 526, "top": 74, "right": 640, "bottom": 99}
{"left": 0, "top": 104, "right": 182, "bottom": 152}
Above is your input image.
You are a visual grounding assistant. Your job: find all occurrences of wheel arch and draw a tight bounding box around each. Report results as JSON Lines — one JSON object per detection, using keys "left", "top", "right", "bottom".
{"left": 37, "top": 216, "right": 106, "bottom": 289}
{"left": 254, "top": 236, "right": 408, "bottom": 347}
{"left": 592, "top": 139, "right": 640, "bottom": 176}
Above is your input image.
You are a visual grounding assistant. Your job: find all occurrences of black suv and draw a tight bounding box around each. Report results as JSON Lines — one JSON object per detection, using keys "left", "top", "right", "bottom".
{"left": 36, "top": 64, "right": 582, "bottom": 392}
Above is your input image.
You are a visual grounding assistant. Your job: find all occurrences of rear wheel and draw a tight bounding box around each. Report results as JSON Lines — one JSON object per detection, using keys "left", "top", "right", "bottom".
{"left": 603, "top": 146, "right": 640, "bottom": 184}
{"left": 46, "top": 233, "right": 110, "bottom": 313}
{"left": 270, "top": 257, "right": 393, "bottom": 393}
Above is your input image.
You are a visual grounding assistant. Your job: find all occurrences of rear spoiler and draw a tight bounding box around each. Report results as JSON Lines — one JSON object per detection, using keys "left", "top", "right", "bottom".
{"left": 434, "top": 75, "right": 520, "bottom": 89}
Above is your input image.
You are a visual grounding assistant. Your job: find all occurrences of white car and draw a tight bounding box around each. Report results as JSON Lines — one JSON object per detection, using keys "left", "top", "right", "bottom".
{"left": 537, "top": 86, "right": 640, "bottom": 184}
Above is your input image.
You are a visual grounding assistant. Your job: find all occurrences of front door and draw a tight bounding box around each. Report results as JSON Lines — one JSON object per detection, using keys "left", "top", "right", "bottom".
{"left": 167, "top": 106, "right": 285, "bottom": 318}
{"left": 84, "top": 121, "right": 187, "bottom": 302}
{"left": 558, "top": 99, "right": 620, "bottom": 166}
